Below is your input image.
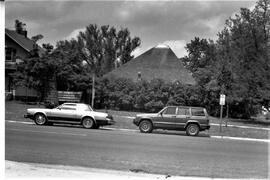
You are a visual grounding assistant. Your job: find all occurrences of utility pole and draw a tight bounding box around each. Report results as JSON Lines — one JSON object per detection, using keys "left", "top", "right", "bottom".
{"left": 91, "top": 72, "right": 95, "bottom": 108}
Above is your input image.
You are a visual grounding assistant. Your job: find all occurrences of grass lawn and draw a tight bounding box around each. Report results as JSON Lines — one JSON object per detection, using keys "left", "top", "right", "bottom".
{"left": 5, "top": 101, "right": 270, "bottom": 139}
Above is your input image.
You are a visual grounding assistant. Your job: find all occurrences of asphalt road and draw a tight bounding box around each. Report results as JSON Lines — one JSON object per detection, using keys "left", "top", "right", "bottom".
{"left": 5, "top": 121, "right": 269, "bottom": 178}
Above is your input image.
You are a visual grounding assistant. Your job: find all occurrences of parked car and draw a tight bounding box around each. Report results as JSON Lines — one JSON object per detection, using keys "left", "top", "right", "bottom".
{"left": 133, "top": 106, "right": 210, "bottom": 136}
{"left": 24, "top": 103, "right": 115, "bottom": 129}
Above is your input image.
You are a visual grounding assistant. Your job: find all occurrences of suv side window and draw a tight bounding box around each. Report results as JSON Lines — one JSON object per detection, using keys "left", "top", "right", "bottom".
{"left": 177, "top": 108, "right": 189, "bottom": 115}
{"left": 191, "top": 108, "right": 205, "bottom": 116}
{"left": 163, "top": 107, "right": 177, "bottom": 115}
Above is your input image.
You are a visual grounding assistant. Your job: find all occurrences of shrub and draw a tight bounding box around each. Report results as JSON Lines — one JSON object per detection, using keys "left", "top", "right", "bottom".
{"left": 265, "top": 112, "right": 270, "bottom": 120}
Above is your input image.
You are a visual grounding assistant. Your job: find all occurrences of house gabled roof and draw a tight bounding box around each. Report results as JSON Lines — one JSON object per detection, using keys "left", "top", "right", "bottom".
{"left": 108, "top": 45, "right": 196, "bottom": 85}
{"left": 5, "top": 28, "right": 45, "bottom": 55}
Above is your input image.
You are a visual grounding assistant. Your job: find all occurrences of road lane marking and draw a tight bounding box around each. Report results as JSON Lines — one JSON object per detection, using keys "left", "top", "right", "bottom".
{"left": 7, "top": 128, "right": 87, "bottom": 137}
{"left": 210, "top": 123, "right": 270, "bottom": 131}
{"left": 211, "top": 136, "right": 270, "bottom": 143}
{"left": 7, "top": 120, "right": 34, "bottom": 125}
{"left": 114, "top": 115, "right": 135, "bottom": 119}
{"left": 101, "top": 127, "right": 137, "bottom": 132}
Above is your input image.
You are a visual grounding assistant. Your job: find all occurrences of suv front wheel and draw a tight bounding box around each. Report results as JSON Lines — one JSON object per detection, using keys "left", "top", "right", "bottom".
{"left": 139, "top": 120, "right": 153, "bottom": 133}
{"left": 186, "top": 123, "right": 200, "bottom": 136}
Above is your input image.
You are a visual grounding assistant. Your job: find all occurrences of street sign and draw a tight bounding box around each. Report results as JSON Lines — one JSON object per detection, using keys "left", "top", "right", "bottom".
{"left": 220, "top": 94, "right": 226, "bottom": 105}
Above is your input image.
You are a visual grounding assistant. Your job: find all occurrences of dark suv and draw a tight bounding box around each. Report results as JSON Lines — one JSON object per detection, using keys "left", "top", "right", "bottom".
{"left": 133, "top": 106, "right": 210, "bottom": 136}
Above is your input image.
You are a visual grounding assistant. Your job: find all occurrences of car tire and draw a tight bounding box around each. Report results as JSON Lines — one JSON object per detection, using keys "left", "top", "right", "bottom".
{"left": 46, "top": 122, "right": 54, "bottom": 126}
{"left": 186, "top": 123, "right": 200, "bottom": 136}
{"left": 34, "top": 113, "right": 47, "bottom": 125}
{"left": 139, "top": 120, "right": 153, "bottom": 133}
{"left": 82, "top": 117, "right": 95, "bottom": 129}
{"left": 93, "top": 124, "right": 100, "bottom": 129}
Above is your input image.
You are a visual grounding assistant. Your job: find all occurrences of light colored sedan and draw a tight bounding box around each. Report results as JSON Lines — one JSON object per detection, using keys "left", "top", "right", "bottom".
{"left": 24, "top": 103, "right": 115, "bottom": 129}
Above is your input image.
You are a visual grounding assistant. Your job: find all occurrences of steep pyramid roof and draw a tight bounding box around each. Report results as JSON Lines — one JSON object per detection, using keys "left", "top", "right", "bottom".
{"left": 108, "top": 45, "right": 196, "bottom": 84}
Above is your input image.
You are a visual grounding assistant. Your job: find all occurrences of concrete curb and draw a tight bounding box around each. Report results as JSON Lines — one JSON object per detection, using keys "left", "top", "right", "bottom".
{"left": 5, "top": 160, "right": 219, "bottom": 179}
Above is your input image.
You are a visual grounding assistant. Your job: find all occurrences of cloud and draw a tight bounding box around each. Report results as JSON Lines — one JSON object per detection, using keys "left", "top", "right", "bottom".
{"left": 65, "top": 27, "right": 85, "bottom": 40}
{"left": 6, "top": 1, "right": 257, "bottom": 51}
{"left": 162, "top": 40, "right": 187, "bottom": 58}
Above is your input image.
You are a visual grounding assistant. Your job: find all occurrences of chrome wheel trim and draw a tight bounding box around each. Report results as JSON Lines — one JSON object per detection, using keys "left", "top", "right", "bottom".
{"left": 188, "top": 124, "right": 199, "bottom": 135}
{"left": 35, "top": 114, "right": 46, "bottom": 125}
{"left": 140, "top": 121, "right": 150, "bottom": 132}
{"left": 83, "top": 118, "right": 94, "bottom": 128}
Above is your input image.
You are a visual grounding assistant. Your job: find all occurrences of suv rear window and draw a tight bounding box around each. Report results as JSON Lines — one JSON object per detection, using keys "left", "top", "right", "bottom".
{"left": 191, "top": 108, "right": 205, "bottom": 116}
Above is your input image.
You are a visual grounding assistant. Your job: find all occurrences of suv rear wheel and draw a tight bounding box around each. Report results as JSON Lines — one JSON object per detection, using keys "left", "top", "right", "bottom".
{"left": 139, "top": 120, "right": 153, "bottom": 133}
{"left": 186, "top": 123, "right": 200, "bottom": 136}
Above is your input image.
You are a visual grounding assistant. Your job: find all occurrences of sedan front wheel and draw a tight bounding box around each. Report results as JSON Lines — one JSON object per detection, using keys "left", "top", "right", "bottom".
{"left": 34, "top": 113, "right": 47, "bottom": 125}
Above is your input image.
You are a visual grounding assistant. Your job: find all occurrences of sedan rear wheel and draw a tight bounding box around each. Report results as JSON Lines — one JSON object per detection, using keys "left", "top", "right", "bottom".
{"left": 34, "top": 113, "right": 47, "bottom": 125}
{"left": 139, "top": 120, "right": 153, "bottom": 133}
{"left": 186, "top": 123, "right": 200, "bottom": 136}
{"left": 82, "top": 117, "right": 95, "bottom": 129}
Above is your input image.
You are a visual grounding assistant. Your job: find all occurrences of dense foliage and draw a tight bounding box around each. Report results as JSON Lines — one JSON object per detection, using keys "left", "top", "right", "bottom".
{"left": 181, "top": 0, "right": 270, "bottom": 118}
{"left": 93, "top": 77, "right": 202, "bottom": 113}
{"left": 13, "top": 24, "right": 141, "bottom": 101}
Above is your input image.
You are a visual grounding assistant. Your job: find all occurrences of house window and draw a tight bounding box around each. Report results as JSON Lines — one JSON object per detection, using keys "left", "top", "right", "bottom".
{"left": 5, "top": 47, "right": 16, "bottom": 61}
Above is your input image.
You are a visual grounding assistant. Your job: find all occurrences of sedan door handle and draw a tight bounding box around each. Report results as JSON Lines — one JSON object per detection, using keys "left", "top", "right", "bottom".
{"left": 171, "top": 115, "right": 176, "bottom": 118}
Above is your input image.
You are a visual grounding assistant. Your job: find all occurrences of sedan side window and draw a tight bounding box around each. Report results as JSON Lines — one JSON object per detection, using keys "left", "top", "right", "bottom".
{"left": 163, "top": 107, "right": 177, "bottom": 115}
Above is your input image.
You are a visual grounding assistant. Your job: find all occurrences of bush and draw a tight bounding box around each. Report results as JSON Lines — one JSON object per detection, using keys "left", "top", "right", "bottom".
{"left": 145, "top": 100, "right": 164, "bottom": 112}
{"left": 265, "top": 112, "right": 270, "bottom": 120}
{"left": 44, "top": 101, "right": 58, "bottom": 109}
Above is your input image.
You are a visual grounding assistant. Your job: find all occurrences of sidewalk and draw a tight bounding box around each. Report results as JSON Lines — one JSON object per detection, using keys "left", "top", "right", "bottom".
{"left": 5, "top": 161, "right": 224, "bottom": 180}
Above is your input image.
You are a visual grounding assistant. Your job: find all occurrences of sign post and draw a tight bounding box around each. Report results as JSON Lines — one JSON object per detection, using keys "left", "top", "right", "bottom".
{"left": 219, "top": 94, "right": 226, "bottom": 133}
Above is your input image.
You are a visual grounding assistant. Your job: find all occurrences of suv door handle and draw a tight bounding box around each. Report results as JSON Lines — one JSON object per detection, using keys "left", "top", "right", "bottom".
{"left": 171, "top": 115, "right": 176, "bottom": 118}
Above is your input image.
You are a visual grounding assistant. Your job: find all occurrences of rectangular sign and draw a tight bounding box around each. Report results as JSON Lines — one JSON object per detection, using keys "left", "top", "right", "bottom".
{"left": 220, "top": 94, "right": 226, "bottom": 105}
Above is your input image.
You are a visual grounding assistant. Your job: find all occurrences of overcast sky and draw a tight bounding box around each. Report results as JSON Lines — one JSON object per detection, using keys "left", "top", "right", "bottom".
{"left": 5, "top": 0, "right": 256, "bottom": 58}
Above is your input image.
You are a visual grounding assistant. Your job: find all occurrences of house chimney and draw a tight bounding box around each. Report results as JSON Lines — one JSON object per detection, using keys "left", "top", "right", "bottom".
{"left": 15, "top": 21, "right": 27, "bottom": 38}
{"left": 21, "top": 26, "right": 27, "bottom": 38}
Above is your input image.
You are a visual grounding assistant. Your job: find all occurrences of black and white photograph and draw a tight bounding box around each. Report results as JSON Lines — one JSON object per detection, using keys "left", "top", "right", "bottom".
{"left": 3, "top": 0, "right": 270, "bottom": 179}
